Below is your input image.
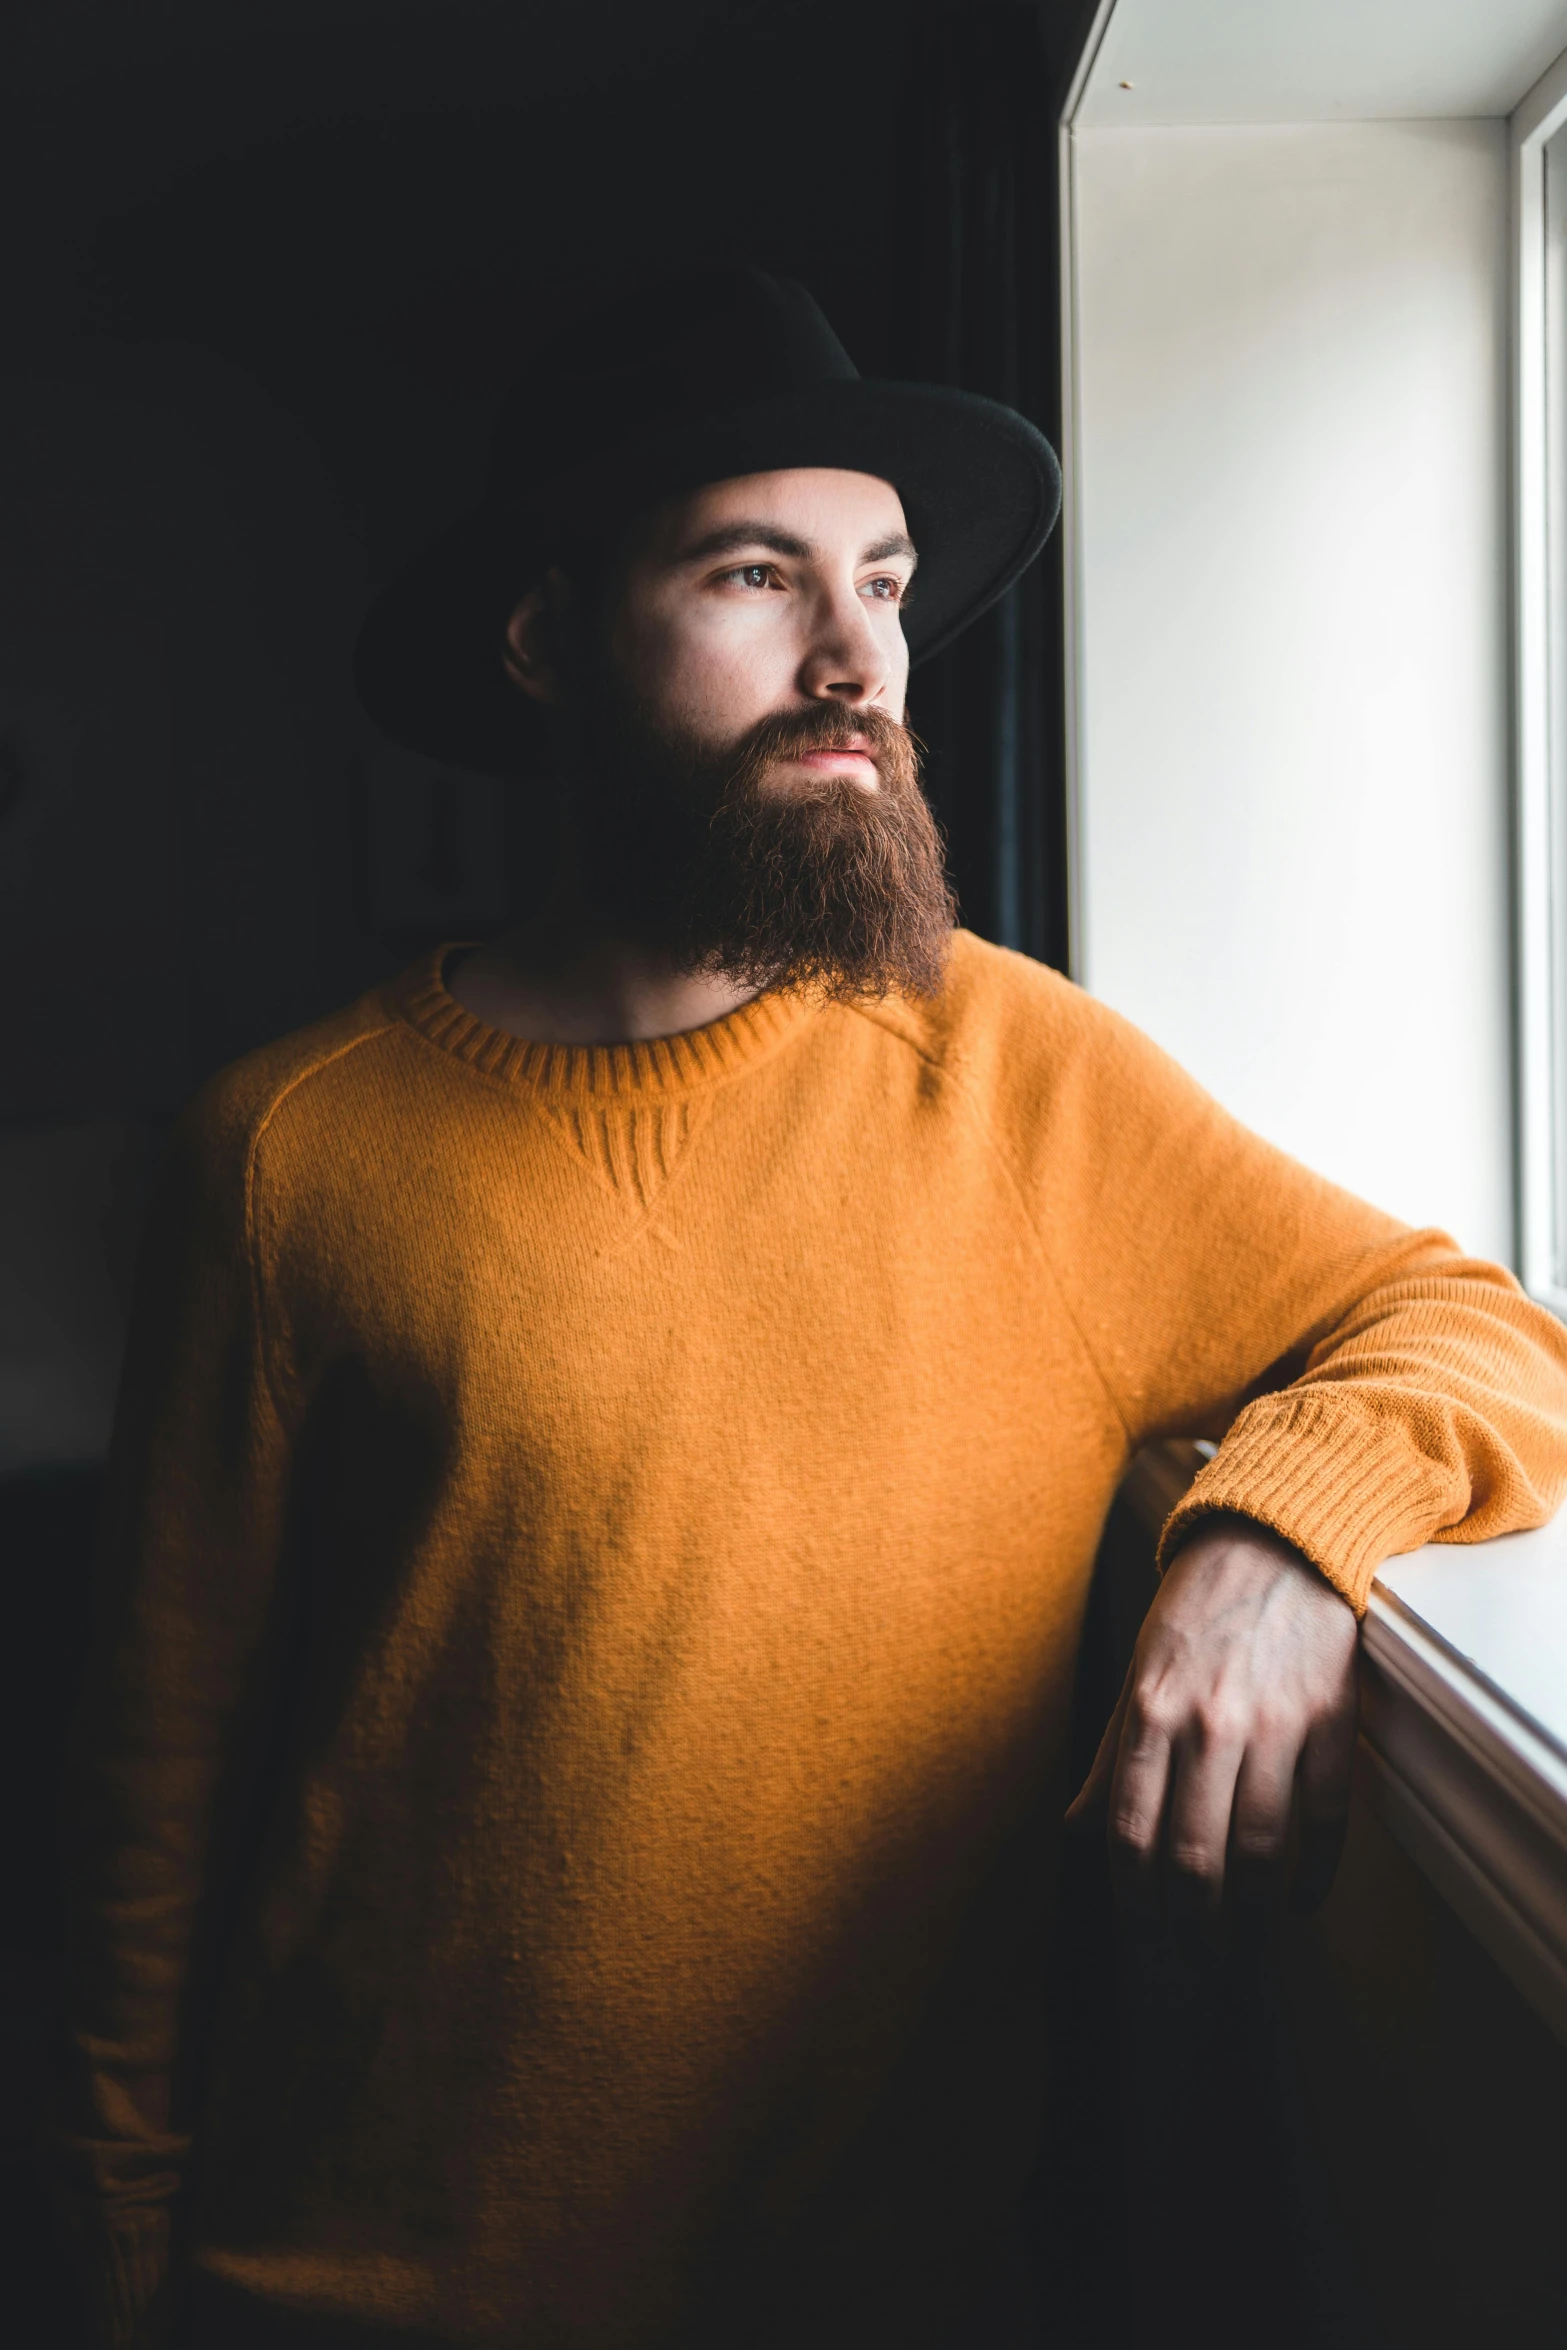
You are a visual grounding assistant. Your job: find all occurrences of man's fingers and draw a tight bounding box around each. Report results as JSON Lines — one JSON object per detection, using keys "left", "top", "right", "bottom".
{"left": 1292, "top": 1699, "right": 1357, "bottom": 1913}
{"left": 1104, "top": 1686, "right": 1177, "bottom": 1915}
{"left": 1075, "top": 1524, "right": 1360, "bottom": 1923}
{"left": 1160, "top": 1718, "right": 1247, "bottom": 1922}
{"left": 1227, "top": 1741, "right": 1297, "bottom": 1904}
{"left": 1292, "top": 1808, "right": 1349, "bottom": 1916}
{"left": 1064, "top": 1662, "right": 1133, "bottom": 1830}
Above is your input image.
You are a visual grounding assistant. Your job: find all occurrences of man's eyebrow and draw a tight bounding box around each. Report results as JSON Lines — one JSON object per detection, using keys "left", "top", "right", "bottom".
{"left": 860, "top": 532, "right": 918, "bottom": 571}
{"left": 674, "top": 523, "right": 919, "bottom": 570}
{"left": 676, "top": 522, "right": 816, "bottom": 565}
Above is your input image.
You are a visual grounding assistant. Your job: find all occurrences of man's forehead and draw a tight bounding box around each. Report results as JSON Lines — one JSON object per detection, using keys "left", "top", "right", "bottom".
{"left": 639, "top": 467, "right": 912, "bottom": 561}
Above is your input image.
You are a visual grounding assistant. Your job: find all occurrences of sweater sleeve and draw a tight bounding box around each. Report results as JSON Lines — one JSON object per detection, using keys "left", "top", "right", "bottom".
{"left": 1029, "top": 986, "right": 1567, "bottom": 1610}
{"left": 50, "top": 1080, "right": 298, "bottom": 2350}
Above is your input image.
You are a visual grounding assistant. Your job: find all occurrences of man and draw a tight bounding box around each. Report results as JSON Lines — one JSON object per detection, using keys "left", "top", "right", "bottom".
{"left": 55, "top": 268, "right": 1567, "bottom": 2349}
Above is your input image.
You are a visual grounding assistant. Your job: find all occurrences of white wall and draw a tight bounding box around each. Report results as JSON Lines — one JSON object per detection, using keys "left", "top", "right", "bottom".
{"left": 1072, "top": 120, "right": 1514, "bottom": 1261}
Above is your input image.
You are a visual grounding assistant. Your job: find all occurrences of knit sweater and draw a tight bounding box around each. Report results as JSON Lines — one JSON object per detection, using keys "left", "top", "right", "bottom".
{"left": 56, "top": 931, "right": 1567, "bottom": 2349}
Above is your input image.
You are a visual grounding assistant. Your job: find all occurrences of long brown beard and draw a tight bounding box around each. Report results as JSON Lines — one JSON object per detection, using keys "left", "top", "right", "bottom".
{"left": 574, "top": 689, "right": 957, "bottom": 1002}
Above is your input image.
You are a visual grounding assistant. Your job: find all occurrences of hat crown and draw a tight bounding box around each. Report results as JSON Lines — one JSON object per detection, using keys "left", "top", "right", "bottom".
{"left": 486, "top": 266, "right": 859, "bottom": 507}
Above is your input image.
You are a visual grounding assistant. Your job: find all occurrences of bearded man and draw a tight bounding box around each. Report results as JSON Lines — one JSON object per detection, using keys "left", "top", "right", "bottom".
{"left": 55, "top": 268, "right": 1567, "bottom": 2350}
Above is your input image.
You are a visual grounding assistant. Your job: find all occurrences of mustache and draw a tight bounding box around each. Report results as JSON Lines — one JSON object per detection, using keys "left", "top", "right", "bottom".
{"left": 727, "top": 701, "right": 921, "bottom": 782}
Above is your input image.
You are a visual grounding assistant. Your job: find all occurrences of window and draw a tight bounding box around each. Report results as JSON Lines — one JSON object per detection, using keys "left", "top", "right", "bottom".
{"left": 1062, "top": 0, "right": 1567, "bottom": 2055}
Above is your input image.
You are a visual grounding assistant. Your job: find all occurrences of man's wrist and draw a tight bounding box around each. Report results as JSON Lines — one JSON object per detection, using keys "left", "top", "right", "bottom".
{"left": 1164, "top": 1507, "right": 1308, "bottom": 1571}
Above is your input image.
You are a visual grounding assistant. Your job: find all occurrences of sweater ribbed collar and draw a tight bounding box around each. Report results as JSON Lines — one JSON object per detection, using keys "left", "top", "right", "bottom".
{"left": 391, "top": 944, "right": 819, "bottom": 1100}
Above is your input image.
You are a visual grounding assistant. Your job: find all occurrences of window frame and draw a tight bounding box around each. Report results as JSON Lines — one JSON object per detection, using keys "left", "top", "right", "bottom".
{"left": 1514, "top": 45, "right": 1567, "bottom": 1314}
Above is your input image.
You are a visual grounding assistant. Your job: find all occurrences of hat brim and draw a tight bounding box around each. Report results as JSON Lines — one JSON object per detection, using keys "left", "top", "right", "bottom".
{"left": 354, "top": 380, "right": 1062, "bottom": 775}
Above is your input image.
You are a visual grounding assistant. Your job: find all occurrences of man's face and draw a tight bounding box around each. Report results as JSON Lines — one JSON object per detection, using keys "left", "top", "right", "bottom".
{"left": 602, "top": 467, "right": 916, "bottom": 788}
{"left": 512, "top": 465, "right": 954, "bottom": 1000}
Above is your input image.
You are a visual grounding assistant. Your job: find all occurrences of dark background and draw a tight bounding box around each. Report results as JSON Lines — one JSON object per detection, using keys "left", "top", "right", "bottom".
{"left": 0, "top": 3, "right": 1101, "bottom": 2337}
{"left": 0, "top": 0, "right": 1089, "bottom": 1131}
{"left": 0, "top": 0, "right": 1094, "bottom": 1476}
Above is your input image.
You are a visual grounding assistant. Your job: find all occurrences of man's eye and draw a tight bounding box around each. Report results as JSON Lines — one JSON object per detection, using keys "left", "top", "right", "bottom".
{"left": 863, "top": 575, "right": 905, "bottom": 602}
{"left": 723, "top": 564, "right": 776, "bottom": 589}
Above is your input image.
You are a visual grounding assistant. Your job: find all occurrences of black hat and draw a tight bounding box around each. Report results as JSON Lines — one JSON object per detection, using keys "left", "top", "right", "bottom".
{"left": 354, "top": 266, "right": 1062, "bottom": 775}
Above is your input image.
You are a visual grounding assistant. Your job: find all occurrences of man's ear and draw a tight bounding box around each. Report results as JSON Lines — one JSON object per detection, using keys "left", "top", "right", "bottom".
{"left": 503, "top": 568, "right": 574, "bottom": 706}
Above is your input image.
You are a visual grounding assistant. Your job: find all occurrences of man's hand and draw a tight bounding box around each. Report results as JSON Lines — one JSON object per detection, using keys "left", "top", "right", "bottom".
{"left": 1066, "top": 1513, "right": 1359, "bottom": 1922}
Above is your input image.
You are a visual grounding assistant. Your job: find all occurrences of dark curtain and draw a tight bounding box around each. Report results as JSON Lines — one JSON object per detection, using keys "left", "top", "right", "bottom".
{"left": 893, "top": 2, "right": 1070, "bottom": 970}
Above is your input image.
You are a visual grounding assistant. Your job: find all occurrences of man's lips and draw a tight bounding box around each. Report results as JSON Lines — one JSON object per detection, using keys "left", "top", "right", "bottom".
{"left": 787, "top": 743, "right": 879, "bottom": 780}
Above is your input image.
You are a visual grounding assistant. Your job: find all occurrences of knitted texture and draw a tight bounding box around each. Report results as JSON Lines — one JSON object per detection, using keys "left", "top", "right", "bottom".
{"left": 55, "top": 931, "right": 1567, "bottom": 2347}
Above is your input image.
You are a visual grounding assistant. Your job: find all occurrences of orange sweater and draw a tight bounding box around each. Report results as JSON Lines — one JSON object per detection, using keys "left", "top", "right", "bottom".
{"left": 57, "top": 932, "right": 1567, "bottom": 2348}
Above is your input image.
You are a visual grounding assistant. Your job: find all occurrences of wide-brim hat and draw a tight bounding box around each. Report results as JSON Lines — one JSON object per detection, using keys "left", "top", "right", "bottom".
{"left": 355, "top": 266, "right": 1062, "bottom": 775}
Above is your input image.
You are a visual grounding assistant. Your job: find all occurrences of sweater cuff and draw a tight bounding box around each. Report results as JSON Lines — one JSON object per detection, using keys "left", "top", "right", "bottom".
{"left": 1154, "top": 1389, "right": 1456, "bottom": 1612}
{"left": 68, "top": 2206, "right": 175, "bottom": 2350}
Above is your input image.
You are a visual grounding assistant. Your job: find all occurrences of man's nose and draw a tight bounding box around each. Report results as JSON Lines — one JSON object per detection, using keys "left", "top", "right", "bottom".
{"left": 797, "top": 583, "right": 895, "bottom": 705}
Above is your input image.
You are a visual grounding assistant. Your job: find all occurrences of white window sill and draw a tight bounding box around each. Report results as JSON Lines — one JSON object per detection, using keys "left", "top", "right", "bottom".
{"left": 1120, "top": 1445, "right": 1567, "bottom": 2044}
